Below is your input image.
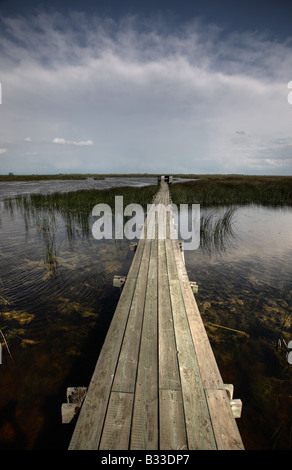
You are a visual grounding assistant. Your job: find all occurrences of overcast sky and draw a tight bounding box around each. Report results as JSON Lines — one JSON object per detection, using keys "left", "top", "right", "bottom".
{"left": 0, "top": 0, "right": 292, "bottom": 175}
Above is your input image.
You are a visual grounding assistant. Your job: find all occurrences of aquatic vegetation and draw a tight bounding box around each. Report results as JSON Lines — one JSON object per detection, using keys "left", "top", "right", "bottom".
{"left": 5, "top": 185, "right": 159, "bottom": 264}
{"left": 170, "top": 175, "right": 292, "bottom": 207}
{"left": 199, "top": 207, "right": 238, "bottom": 254}
{"left": 34, "top": 212, "right": 58, "bottom": 270}
{"left": 21, "top": 338, "right": 40, "bottom": 348}
{"left": 11, "top": 184, "right": 240, "bottom": 258}
{"left": 1, "top": 310, "right": 35, "bottom": 325}
{"left": 0, "top": 178, "right": 291, "bottom": 449}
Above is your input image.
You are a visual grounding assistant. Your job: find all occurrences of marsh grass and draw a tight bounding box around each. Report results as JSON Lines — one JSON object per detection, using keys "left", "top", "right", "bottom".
{"left": 5, "top": 175, "right": 291, "bottom": 261}
{"left": 26, "top": 184, "right": 158, "bottom": 211}
{"left": 6, "top": 185, "right": 158, "bottom": 264}
{"left": 170, "top": 175, "right": 292, "bottom": 207}
{"left": 199, "top": 207, "right": 238, "bottom": 254}
{"left": 35, "top": 212, "right": 58, "bottom": 269}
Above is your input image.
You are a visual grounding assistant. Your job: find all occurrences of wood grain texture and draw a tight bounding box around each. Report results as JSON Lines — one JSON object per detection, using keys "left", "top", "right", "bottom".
{"left": 68, "top": 182, "right": 244, "bottom": 451}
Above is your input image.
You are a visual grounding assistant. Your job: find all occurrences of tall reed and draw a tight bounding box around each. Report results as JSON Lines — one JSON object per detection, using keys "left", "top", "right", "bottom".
{"left": 170, "top": 175, "right": 292, "bottom": 207}
{"left": 199, "top": 207, "right": 238, "bottom": 254}
{"left": 7, "top": 184, "right": 159, "bottom": 241}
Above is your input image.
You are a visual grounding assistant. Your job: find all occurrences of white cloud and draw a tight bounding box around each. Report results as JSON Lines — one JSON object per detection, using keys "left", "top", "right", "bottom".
{"left": 52, "top": 137, "right": 93, "bottom": 146}
{"left": 0, "top": 148, "right": 7, "bottom": 154}
{"left": 0, "top": 12, "right": 291, "bottom": 174}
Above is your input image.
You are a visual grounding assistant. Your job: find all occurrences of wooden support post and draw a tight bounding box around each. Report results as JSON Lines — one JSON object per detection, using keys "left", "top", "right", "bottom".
{"left": 230, "top": 399, "right": 242, "bottom": 419}
{"left": 190, "top": 281, "right": 198, "bottom": 294}
{"left": 224, "top": 384, "right": 242, "bottom": 418}
{"left": 61, "top": 387, "right": 87, "bottom": 424}
{"left": 113, "top": 275, "right": 127, "bottom": 288}
{"left": 179, "top": 241, "right": 185, "bottom": 264}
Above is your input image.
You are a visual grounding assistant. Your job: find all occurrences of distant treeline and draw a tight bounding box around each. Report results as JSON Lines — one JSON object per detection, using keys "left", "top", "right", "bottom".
{"left": 0, "top": 173, "right": 170, "bottom": 181}
{"left": 1, "top": 172, "right": 291, "bottom": 182}
{"left": 0, "top": 174, "right": 106, "bottom": 181}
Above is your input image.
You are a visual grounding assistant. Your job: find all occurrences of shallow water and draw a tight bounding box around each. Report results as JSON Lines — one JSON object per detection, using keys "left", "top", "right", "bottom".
{"left": 0, "top": 176, "right": 159, "bottom": 200}
{"left": 0, "top": 182, "right": 291, "bottom": 450}
{"left": 186, "top": 205, "right": 292, "bottom": 450}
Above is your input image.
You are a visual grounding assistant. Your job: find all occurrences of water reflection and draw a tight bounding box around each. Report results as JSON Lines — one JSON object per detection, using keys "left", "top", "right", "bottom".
{"left": 184, "top": 204, "right": 292, "bottom": 450}
{"left": 0, "top": 186, "right": 291, "bottom": 450}
{"left": 0, "top": 191, "right": 136, "bottom": 448}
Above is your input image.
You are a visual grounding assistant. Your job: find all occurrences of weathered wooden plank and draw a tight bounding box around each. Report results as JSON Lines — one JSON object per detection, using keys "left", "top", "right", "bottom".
{"left": 168, "top": 278, "right": 217, "bottom": 450}
{"left": 169, "top": 211, "right": 244, "bottom": 450}
{"left": 127, "top": 238, "right": 146, "bottom": 279}
{"left": 205, "top": 389, "right": 244, "bottom": 450}
{"left": 165, "top": 239, "right": 179, "bottom": 279}
{"left": 130, "top": 239, "right": 158, "bottom": 450}
{"left": 159, "top": 389, "right": 187, "bottom": 450}
{"left": 144, "top": 202, "right": 157, "bottom": 240}
{"left": 157, "top": 200, "right": 188, "bottom": 449}
{"left": 171, "top": 238, "right": 225, "bottom": 391}
{"left": 112, "top": 240, "right": 152, "bottom": 393}
{"left": 164, "top": 219, "right": 216, "bottom": 449}
{"left": 99, "top": 392, "right": 134, "bottom": 450}
{"left": 157, "top": 239, "right": 181, "bottom": 391}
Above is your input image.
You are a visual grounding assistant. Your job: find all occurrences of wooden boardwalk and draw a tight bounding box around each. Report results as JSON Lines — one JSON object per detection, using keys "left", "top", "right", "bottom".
{"left": 68, "top": 182, "right": 244, "bottom": 450}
